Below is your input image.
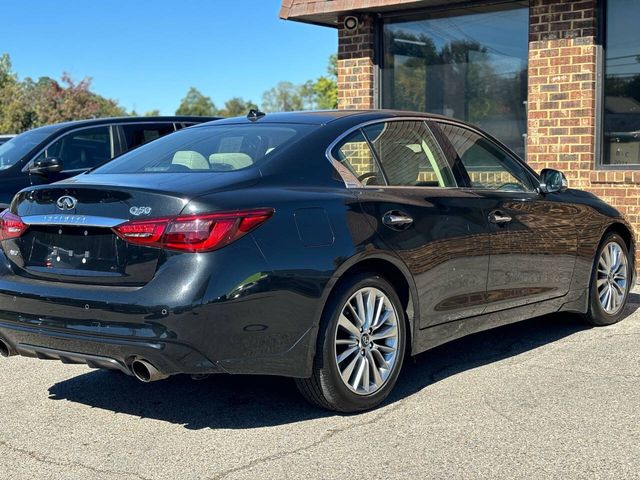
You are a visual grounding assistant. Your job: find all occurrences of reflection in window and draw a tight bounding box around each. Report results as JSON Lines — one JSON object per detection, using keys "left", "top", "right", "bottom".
{"left": 381, "top": 3, "right": 529, "bottom": 158}
{"left": 603, "top": 0, "right": 640, "bottom": 166}
{"left": 439, "top": 122, "right": 534, "bottom": 192}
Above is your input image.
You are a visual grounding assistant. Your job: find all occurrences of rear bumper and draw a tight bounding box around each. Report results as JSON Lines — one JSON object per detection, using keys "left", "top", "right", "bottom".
{"left": 0, "top": 319, "right": 223, "bottom": 376}
{"left": 0, "top": 235, "right": 325, "bottom": 379}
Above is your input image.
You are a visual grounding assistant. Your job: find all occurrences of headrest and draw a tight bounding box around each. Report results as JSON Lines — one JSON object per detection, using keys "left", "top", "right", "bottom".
{"left": 209, "top": 153, "right": 253, "bottom": 170}
{"left": 171, "top": 151, "right": 209, "bottom": 170}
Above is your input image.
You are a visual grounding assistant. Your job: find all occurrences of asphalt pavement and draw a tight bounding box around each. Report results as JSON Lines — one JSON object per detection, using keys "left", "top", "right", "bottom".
{"left": 1, "top": 290, "right": 639, "bottom": 479}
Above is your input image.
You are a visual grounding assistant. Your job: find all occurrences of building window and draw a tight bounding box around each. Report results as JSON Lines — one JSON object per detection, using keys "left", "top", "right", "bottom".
{"left": 603, "top": 0, "right": 640, "bottom": 167}
{"left": 381, "top": 3, "right": 529, "bottom": 158}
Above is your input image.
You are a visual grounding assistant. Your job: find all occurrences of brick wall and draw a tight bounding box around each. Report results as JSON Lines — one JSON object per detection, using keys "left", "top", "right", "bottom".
{"left": 337, "top": 14, "right": 376, "bottom": 109}
{"left": 527, "top": 0, "right": 640, "bottom": 248}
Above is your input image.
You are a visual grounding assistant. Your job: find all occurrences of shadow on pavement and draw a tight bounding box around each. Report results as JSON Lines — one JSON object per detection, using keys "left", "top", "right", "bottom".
{"left": 48, "top": 297, "right": 639, "bottom": 430}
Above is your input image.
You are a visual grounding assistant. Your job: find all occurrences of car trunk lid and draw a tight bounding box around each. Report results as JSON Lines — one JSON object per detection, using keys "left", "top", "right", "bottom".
{"left": 4, "top": 171, "right": 258, "bottom": 285}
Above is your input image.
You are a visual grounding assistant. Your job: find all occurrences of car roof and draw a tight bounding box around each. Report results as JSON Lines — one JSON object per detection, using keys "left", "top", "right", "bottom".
{"left": 204, "top": 109, "right": 453, "bottom": 127}
{"left": 45, "top": 116, "right": 220, "bottom": 131}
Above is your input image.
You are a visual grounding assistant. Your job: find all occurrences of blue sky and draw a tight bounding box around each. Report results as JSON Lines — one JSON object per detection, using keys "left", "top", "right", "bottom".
{"left": 0, "top": 0, "right": 337, "bottom": 114}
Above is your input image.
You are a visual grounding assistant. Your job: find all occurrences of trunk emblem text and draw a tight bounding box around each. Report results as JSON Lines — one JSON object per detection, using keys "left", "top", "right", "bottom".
{"left": 130, "top": 206, "right": 152, "bottom": 216}
{"left": 56, "top": 195, "right": 77, "bottom": 210}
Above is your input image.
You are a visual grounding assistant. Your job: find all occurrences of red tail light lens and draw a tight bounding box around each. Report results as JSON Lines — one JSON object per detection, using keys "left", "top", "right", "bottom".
{"left": 112, "top": 218, "right": 168, "bottom": 246}
{"left": 0, "top": 210, "right": 28, "bottom": 241}
{"left": 113, "top": 208, "right": 274, "bottom": 252}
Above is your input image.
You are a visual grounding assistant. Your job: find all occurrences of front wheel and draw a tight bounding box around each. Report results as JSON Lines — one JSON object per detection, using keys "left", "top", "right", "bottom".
{"left": 296, "top": 273, "right": 406, "bottom": 412}
{"left": 582, "top": 233, "right": 632, "bottom": 326}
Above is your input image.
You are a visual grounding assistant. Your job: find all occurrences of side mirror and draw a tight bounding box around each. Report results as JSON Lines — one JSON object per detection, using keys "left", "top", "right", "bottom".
{"left": 29, "top": 157, "right": 63, "bottom": 175}
{"left": 539, "top": 168, "right": 568, "bottom": 193}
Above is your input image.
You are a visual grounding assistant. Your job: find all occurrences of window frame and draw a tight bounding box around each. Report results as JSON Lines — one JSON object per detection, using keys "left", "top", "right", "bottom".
{"left": 116, "top": 122, "right": 178, "bottom": 154}
{"left": 596, "top": 0, "right": 640, "bottom": 170}
{"left": 376, "top": 1, "right": 530, "bottom": 158}
{"left": 327, "top": 117, "right": 462, "bottom": 189}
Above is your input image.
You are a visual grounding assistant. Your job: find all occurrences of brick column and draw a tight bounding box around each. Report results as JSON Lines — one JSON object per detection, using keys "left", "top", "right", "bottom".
{"left": 528, "top": 0, "right": 640, "bottom": 266}
{"left": 337, "top": 14, "right": 375, "bottom": 110}
{"left": 527, "top": 0, "right": 597, "bottom": 191}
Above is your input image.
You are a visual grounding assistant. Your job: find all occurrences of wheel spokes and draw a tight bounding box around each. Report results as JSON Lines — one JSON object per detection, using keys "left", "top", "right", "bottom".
{"left": 596, "top": 241, "right": 628, "bottom": 315}
{"left": 334, "top": 286, "right": 399, "bottom": 395}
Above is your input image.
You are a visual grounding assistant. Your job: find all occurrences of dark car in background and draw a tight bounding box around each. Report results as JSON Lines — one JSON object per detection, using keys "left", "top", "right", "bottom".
{"left": 0, "top": 110, "right": 634, "bottom": 412}
{"left": 0, "top": 116, "right": 218, "bottom": 207}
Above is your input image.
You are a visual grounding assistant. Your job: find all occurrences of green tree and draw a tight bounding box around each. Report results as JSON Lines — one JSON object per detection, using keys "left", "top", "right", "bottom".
{"left": 0, "top": 54, "right": 31, "bottom": 133}
{"left": 261, "top": 81, "right": 305, "bottom": 112}
{"left": 176, "top": 87, "right": 217, "bottom": 116}
{"left": 1, "top": 53, "right": 127, "bottom": 133}
{"left": 312, "top": 54, "right": 338, "bottom": 109}
{"left": 260, "top": 55, "right": 338, "bottom": 112}
{"left": 144, "top": 109, "right": 161, "bottom": 116}
{"left": 218, "top": 97, "right": 258, "bottom": 117}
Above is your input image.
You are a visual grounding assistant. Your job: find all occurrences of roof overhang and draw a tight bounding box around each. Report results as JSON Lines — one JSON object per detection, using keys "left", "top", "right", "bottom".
{"left": 279, "top": 0, "right": 485, "bottom": 27}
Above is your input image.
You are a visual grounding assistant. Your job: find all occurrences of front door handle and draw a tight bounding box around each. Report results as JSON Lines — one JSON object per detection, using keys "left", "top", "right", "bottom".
{"left": 382, "top": 211, "right": 414, "bottom": 230}
{"left": 488, "top": 210, "right": 512, "bottom": 225}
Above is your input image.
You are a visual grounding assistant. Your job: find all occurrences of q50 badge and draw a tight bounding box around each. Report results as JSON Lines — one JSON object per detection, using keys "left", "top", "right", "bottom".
{"left": 130, "top": 206, "right": 152, "bottom": 216}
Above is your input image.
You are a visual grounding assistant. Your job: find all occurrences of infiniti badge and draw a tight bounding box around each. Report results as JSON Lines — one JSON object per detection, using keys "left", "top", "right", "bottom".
{"left": 56, "top": 195, "right": 77, "bottom": 210}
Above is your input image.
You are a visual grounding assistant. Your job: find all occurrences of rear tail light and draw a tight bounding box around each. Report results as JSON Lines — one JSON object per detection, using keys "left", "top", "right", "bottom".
{"left": 113, "top": 208, "right": 274, "bottom": 252}
{"left": 0, "top": 210, "right": 28, "bottom": 241}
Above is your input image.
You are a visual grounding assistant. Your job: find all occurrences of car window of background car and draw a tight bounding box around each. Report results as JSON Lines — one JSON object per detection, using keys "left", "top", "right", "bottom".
{"left": 0, "top": 129, "right": 51, "bottom": 170}
{"left": 121, "top": 123, "right": 176, "bottom": 153}
{"left": 362, "top": 121, "right": 457, "bottom": 187}
{"left": 33, "top": 126, "right": 113, "bottom": 171}
{"left": 334, "top": 130, "right": 384, "bottom": 185}
{"left": 93, "top": 124, "right": 313, "bottom": 174}
{"left": 437, "top": 122, "right": 536, "bottom": 192}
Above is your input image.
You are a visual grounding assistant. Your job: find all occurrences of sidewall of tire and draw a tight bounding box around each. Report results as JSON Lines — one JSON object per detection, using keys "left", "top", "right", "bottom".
{"left": 316, "top": 273, "right": 406, "bottom": 412}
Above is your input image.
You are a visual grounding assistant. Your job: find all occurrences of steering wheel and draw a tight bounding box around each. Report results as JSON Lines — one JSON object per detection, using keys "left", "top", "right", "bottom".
{"left": 497, "top": 182, "right": 526, "bottom": 192}
{"left": 357, "top": 172, "right": 379, "bottom": 183}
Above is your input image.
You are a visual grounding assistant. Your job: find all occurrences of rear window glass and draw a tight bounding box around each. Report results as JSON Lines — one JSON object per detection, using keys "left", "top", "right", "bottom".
{"left": 93, "top": 124, "right": 313, "bottom": 174}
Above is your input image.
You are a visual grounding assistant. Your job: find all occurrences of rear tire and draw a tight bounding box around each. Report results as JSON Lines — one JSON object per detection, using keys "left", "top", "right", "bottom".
{"left": 296, "top": 273, "right": 406, "bottom": 412}
{"left": 582, "top": 233, "right": 631, "bottom": 326}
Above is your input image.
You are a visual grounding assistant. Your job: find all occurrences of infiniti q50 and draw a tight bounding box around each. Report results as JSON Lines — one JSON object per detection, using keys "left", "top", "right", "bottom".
{"left": 0, "top": 110, "right": 634, "bottom": 412}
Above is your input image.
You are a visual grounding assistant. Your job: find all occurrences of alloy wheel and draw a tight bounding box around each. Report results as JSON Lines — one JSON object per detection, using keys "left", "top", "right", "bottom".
{"left": 596, "top": 241, "right": 628, "bottom": 315}
{"left": 334, "top": 287, "right": 399, "bottom": 395}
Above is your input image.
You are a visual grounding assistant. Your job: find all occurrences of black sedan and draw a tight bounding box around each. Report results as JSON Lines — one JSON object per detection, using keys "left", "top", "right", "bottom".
{"left": 0, "top": 110, "right": 634, "bottom": 412}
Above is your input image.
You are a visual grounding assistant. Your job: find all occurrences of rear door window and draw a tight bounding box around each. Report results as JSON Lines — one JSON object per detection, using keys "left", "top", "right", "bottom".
{"left": 33, "top": 126, "right": 113, "bottom": 171}
{"left": 363, "top": 121, "right": 456, "bottom": 187}
{"left": 121, "top": 123, "right": 176, "bottom": 152}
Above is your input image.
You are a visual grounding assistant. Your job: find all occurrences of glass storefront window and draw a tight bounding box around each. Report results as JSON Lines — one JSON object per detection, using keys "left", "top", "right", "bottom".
{"left": 603, "top": 0, "right": 640, "bottom": 166}
{"left": 381, "top": 3, "right": 529, "bottom": 158}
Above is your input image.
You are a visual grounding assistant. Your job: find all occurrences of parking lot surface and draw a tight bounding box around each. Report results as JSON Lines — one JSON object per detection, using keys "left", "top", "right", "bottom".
{"left": 1, "top": 291, "right": 639, "bottom": 480}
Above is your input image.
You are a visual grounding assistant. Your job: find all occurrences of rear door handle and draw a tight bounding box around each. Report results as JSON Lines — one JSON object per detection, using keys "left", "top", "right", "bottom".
{"left": 488, "top": 210, "right": 512, "bottom": 225}
{"left": 382, "top": 211, "right": 414, "bottom": 230}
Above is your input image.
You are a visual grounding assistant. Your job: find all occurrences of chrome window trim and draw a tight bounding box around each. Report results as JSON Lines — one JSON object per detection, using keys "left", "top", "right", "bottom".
{"left": 21, "top": 214, "right": 126, "bottom": 228}
{"left": 326, "top": 116, "right": 461, "bottom": 189}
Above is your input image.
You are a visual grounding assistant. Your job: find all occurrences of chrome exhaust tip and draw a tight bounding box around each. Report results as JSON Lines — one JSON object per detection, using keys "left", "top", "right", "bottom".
{"left": 0, "top": 339, "right": 15, "bottom": 358}
{"left": 130, "top": 359, "right": 168, "bottom": 383}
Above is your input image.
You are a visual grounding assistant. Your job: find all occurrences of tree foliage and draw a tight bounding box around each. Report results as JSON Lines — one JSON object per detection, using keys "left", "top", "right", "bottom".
{"left": 262, "top": 81, "right": 305, "bottom": 112}
{"left": 218, "top": 97, "right": 258, "bottom": 117}
{"left": 176, "top": 87, "right": 217, "bottom": 116}
{"left": 0, "top": 54, "right": 127, "bottom": 133}
{"left": 260, "top": 56, "right": 338, "bottom": 112}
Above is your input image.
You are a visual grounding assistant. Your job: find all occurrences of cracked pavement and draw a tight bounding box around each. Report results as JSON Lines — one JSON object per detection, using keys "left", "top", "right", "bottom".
{"left": 1, "top": 290, "right": 639, "bottom": 480}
